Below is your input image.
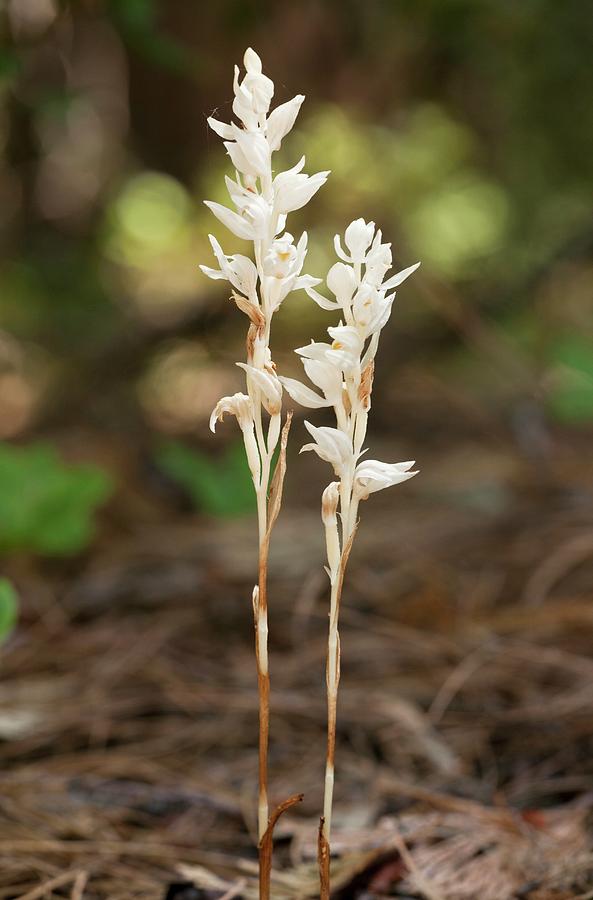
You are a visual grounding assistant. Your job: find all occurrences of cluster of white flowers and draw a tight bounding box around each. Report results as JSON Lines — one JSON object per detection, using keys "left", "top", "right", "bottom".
{"left": 280, "top": 217, "right": 420, "bottom": 551}
{"left": 280, "top": 218, "right": 419, "bottom": 844}
{"left": 200, "top": 47, "right": 330, "bottom": 847}
{"left": 200, "top": 48, "right": 421, "bottom": 881}
{"left": 201, "top": 47, "right": 328, "bottom": 509}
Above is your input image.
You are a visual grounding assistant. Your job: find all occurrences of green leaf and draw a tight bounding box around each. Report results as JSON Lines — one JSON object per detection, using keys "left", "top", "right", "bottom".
{"left": 0, "top": 443, "right": 114, "bottom": 557}
{"left": 156, "top": 440, "right": 256, "bottom": 519}
{"left": 0, "top": 579, "right": 18, "bottom": 642}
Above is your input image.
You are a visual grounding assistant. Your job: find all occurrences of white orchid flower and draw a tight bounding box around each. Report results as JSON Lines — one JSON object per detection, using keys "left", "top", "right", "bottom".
{"left": 273, "top": 157, "right": 330, "bottom": 214}
{"left": 326, "top": 262, "right": 357, "bottom": 305}
{"left": 334, "top": 218, "right": 376, "bottom": 263}
{"left": 263, "top": 232, "right": 299, "bottom": 278}
{"left": 231, "top": 49, "right": 274, "bottom": 128}
{"left": 205, "top": 193, "right": 271, "bottom": 241}
{"left": 353, "top": 459, "right": 419, "bottom": 500}
{"left": 209, "top": 391, "right": 254, "bottom": 433}
{"left": 204, "top": 200, "right": 256, "bottom": 241}
{"left": 200, "top": 235, "right": 259, "bottom": 300}
{"left": 351, "top": 284, "right": 395, "bottom": 337}
{"left": 224, "top": 125, "right": 271, "bottom": 178}
{"left": 327, "top": 324, "right": 364, "bottom": 372}
{"left": 262, "top": 232, "right": 312, "bottom": 310}
{"left": 301, "top": 356, "right": 343, "bottom": 402}
{"left": 237, "top": 363, "right": 283, "bottom": 415}
{"left": 300, "top": 422, "right": 353, "bottom": 476}
{"left": 241, "top": 47, "right": 274, "bottom": 115}
{"left": 364, "top": 238, "right": 392, "bottom": 287}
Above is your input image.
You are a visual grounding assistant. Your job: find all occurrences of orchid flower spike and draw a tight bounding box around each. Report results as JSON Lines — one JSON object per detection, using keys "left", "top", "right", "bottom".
{"left": 199, "top": 51, "right": 331, "bottom": 872}
{"left": 284, "top": 217, "right": 420, "bottom": 891}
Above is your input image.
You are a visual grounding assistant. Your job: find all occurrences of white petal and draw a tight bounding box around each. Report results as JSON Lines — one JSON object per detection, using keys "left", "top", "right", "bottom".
{"left": 381, "top": 261, "right": 421, "bottom": 291}
{"left": 354, "top": 458, "right": 419, "bottom": 497}
{"left": 333, "top": 233, "right": 351, "bottom": 262}
{"left": 237, "top": 363, "right": 282, "bottom": 413}
{"left": 294, "top": 274, "right": 322, "bottom": 292}
{"left": 209, "top": 392, "right": 253, "bottom": 433}
{"left": 230, "top": 127, "right": 271, "bottom": 176}
{"left": 305, "top": 284, "right": 340, "bottom": 311}
{"left": 204, "top": 201, "right": 253, "bottom": 241}
{"left": 327, "top": 262, "right": 357, "bottom": 301}
{"left": 279, "top": 376, "right": 331, "bottom": 409}
{"left": 344, "top": 218, "right": 375, "bottom": 261}
{"left": 244, "top": 47, "right": 262, "bottom": 73}
{"left": 302, "top": 421, "right": 353, "bottom": 471}
{"left": 223, "top": 140, "right": 254, "bottom": 175}
{"left": 295, "top": 340, "right": 334, "bottom": 361}
{"left": 302, "top": 357, "right": 341, "bottom": 397}
{"left": 273, "top": 160, "right": 329, "bottom": 214}
{"left": 207, "top": 117, "right": 234, "bottom": 140}
{"left": 266, "top": 95, "right": 305, "bottom": 151}
{"left": 199, "top": 265, "right": 226, "bottom": 281}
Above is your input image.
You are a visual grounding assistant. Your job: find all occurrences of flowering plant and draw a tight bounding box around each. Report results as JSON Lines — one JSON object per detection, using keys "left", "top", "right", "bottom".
{"left": 281, "top": 218, "right": 419, "bottom": 896}
{"left": 201, "top": 48, "right": 419, "bottom": 900}
{"left": 201, "top": 48, "right": 328, "bottom": 900}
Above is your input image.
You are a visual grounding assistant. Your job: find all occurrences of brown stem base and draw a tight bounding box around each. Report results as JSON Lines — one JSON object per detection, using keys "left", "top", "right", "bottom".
{"left": 318, "top": 817, "right": 331, "bottom": 900}
{"left": 258, "top": 794, "right": 304, "bottom": 900}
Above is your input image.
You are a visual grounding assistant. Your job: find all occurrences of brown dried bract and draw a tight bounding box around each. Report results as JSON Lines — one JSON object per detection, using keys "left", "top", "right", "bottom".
{"left": 232, "top": 293, "right": 265, "bottom": 329}
{"left": 359, "top": 359, "right": 375, "bottom": 411}
{"left": 266, "top": 411, "right": 293, "bottom": 540}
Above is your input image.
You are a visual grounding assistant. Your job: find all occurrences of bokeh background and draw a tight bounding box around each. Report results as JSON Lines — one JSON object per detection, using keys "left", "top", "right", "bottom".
{"left": 1, "top": 2, "right": 593, "bottom": 898}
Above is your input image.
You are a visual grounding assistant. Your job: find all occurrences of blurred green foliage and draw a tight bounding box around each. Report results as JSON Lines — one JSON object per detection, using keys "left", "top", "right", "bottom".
{"left": 156, "top": 440, "right": 255, "bottom": 518}
{"left": 0, "top": 579, "right": 18, "bottom": 643}
{"left": 0, "top": 0, "right": 592, "bottom": 499}
{"left": 107, "top": 0, "right": 192, "bottom": 73}
{"left": 0, "top": 445, "right": 113, "bottom": 556}
{"left": 547, "top": 336, "right": 593, "bottom": 424}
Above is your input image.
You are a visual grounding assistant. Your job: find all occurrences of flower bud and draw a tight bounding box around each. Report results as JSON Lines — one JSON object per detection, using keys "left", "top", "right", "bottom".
{"left": 321, "top": 481, "right": 340, "bottom": 526}
{"left": 243, "top": 47, "right": 262, "bottom": 73}
{"left": 326, "top": 262, "right": 357, "bottom": 303}
{"left": 344, "top": 218, "right": 375, "bottom": 262}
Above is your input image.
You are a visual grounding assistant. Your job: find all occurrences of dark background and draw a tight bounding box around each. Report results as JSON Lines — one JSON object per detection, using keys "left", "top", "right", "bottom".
{"left": 1, "top": 2, "right": 593, "bottom": 898}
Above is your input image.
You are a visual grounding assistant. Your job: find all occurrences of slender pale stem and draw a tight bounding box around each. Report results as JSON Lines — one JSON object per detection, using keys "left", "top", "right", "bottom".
{"left": 322, "top": 573, "right": 341, "bottom": 840}
{"left": 255, "top": 488, "right": 270, "bottom": 842}
{"left": 253, "top": 426, "right": 272, "bottom": 900}
{"left": 253, "top": 384, "right": 272, "bottom": 845}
